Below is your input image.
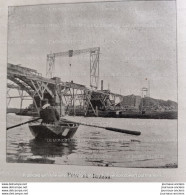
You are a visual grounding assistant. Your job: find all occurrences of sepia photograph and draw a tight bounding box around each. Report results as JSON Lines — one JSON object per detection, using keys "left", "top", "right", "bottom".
{"left": 6, "top": 0, "right": 177, "bottom": 168}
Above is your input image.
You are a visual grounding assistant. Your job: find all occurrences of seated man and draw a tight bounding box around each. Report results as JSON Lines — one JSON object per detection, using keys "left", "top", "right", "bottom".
{"left": 40, "top": 99, "right": 60, "bottom": 124}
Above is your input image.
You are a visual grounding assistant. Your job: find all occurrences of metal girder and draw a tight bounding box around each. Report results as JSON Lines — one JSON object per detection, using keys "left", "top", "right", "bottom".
{"left": 84, "top": 90, "right": 97, "bottom": 116}
{"left": 47, "top": 47, "right": 100, "bottom": 58}
{"left": 59, "top": 86, "right": 97, "bottom": 116}
{"left": 8, "top": 70, "right": 55, "bottom": 85}
{"left": 90, "top": 49, "right": 99, "bottom": 89}
{"left": 46, "top": 47, "right": 100, "bottom": 89}
{"left": 46, "top": 53, "right": 55, "bottom": 78}
{"left": 6, "top": 81, "right": 33, "bottom": 110}
{"left": 7, "top": 96, "right": 31, "bottom": 99}
{"left": 31, "top": 80, "right": 54, "bottom": 100}
{"left": 7, "top": 76, "right": 34, "bottom": 97}
{"left": 8, "top": 63, "right": 38, "bottom": 74}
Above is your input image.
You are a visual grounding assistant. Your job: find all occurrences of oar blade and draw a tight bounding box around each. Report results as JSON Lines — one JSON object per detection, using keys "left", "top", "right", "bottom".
{"left": 105, "top": 127, "right": 141, "bottom": 136}
{"left": 60, "top": 118, "right": 141, "bottom": 136}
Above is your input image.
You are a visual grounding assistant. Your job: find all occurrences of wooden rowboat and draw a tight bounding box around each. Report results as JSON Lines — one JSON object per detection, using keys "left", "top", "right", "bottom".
{"left": 28, "top": 119, "right": 79, "bottom": 140}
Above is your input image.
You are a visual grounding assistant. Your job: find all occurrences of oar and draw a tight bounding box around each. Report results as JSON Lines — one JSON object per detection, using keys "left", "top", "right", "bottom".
{"left": 80, "top": 123, "right": 141, "bottom": 136}
{"left": 61, "top": 119, "right": 141, "bottom": 136}
{"left": 7, "top": 118, "right": 41, "bottom": 130}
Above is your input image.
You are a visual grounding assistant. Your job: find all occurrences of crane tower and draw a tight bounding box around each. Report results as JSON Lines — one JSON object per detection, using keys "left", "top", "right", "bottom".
{"left": 46, "top": 47, "right": 100, "bottom": 89}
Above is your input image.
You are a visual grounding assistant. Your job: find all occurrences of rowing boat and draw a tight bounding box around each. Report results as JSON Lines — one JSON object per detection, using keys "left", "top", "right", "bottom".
{"left": 28, "top": 119, "right": 79, "bottom": 140}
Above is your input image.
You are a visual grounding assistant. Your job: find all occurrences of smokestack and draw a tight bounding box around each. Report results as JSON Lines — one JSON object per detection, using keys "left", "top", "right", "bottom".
{"left": 101, "top": 80, "right": 103, "bottom": 91}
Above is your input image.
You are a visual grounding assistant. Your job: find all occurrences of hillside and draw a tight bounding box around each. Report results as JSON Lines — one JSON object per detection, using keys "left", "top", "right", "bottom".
{"left": 118, "top": 95, "right": 177, "bottom": 112}
{"left": 141, "top": 97, "right": 178, "bottom": 111}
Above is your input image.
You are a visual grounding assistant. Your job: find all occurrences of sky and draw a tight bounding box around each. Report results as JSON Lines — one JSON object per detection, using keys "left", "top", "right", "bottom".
{"left": 7, "top": 1, "right": 177, "bottom": 107}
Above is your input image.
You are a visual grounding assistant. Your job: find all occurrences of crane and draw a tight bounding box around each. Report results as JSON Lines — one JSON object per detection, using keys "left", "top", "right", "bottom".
{"left": 46, "top": 47, "right": 100, "bottom": 89}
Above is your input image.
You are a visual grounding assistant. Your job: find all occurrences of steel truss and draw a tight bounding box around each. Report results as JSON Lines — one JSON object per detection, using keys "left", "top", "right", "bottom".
{"left": 46, "top": 47, "right": 100, "bottom": 89}
{"left": 7, "top": 83, "right": 32, "bottom": 110}
{"left": 7, "top": 63, "right": 125, "bottom": 117}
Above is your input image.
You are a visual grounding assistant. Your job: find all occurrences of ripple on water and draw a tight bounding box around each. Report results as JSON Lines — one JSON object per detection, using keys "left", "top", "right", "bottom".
{"left": 6, "top": 114, "right": 178, "bottom": 167}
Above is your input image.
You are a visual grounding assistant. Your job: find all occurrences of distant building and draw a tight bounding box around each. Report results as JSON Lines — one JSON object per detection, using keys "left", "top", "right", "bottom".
{"left": 118, "top": 95, "right": 141, "bottom": 110}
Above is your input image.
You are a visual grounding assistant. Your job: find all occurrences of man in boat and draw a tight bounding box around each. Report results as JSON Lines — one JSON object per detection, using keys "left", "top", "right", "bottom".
{"left": 40, "top": 98, "right": 60, "bottom": 124}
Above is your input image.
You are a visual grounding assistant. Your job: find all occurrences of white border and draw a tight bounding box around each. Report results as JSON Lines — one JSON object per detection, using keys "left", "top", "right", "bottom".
{"left": 0, "top": 0, "right": 186, "bottom": 182}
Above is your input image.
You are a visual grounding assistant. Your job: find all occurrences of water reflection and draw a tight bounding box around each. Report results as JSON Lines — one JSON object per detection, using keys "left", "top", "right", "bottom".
{"left": 29, "top": 138, "right": 77, "bottom": 157}
{"left": 7, "top": 138, "right": 77, "bottom": 164}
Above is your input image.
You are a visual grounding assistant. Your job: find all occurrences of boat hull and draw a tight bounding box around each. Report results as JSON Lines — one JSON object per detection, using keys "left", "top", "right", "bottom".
{"left": 29, "top": 120, "right": 79, "bottom": 140}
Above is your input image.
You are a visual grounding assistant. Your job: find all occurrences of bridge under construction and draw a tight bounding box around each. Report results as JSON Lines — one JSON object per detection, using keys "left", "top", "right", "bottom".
{"left": 7, "top": 46, "right": 177, "bottom": 119}
{"left": 7, "top": 46, "right": 126, "bottom": 117}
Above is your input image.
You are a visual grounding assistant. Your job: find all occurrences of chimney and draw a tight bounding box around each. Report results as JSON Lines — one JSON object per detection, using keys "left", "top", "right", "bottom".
{"left": 101, "top": 80, "right": 103, "bottom": 91}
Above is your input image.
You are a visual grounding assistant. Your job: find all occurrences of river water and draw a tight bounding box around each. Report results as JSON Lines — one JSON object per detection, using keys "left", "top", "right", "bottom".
{"left": 7, "top": 114, "right": 177, "bottom": 168}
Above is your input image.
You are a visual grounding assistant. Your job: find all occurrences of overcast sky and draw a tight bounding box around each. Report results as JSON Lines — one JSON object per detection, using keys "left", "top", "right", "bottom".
{"left": 8, "top": 1, "right": 177, "bottom": 102}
